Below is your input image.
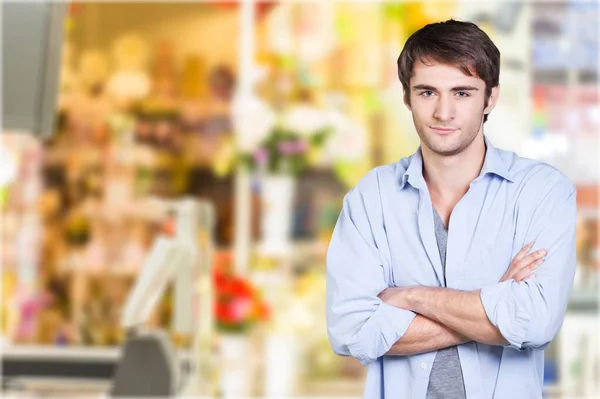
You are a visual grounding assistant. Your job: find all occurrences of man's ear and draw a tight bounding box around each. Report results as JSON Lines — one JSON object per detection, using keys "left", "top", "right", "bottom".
{"left": 484, "top": 85, "right": 500, "bottom": 115}
{"left": 403, "top": 93, "right": 411, "bottom": 111}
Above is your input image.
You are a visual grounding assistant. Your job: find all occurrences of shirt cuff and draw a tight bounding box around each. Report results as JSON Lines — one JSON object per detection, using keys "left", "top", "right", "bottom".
{"left": 346, "top": 301, "right": 417, "bottom": 365}
{"left": 480, "top": 281, "right": 530, "bottom": 350}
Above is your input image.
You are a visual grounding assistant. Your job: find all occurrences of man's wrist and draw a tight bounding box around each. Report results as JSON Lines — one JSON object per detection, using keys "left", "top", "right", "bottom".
{"left": 393, "top": 286, "right": 420, "bottom": 311}
{"left": 379, "top": 286, "right": 429, "bottom": 311}
{"left": 402, "top": 286, "right": 422, "bottom": 311}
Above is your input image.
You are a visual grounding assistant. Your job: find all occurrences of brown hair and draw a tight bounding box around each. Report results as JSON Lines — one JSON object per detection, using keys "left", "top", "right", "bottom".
{"left": 397, "top": 19, "right": 500, "bottom": 123}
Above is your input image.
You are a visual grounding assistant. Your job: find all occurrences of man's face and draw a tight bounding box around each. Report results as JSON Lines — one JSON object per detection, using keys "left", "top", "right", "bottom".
{"left": 405, "top": 59, "right": 499, "bottom": 157}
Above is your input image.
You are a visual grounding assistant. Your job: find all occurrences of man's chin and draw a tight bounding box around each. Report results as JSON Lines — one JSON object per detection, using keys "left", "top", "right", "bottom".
{"left": 432, "top": 146, "right": 464, "bottom": 157}
{"left": 426, "top": 140, "right": 465, "bottom": 157}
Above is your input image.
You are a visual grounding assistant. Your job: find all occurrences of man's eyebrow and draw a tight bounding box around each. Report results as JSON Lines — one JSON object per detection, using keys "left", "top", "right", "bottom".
{"left": 452, "top": 85, "right": 479, "bottom": 91}
{"left": 411, "top": 84, "right": 480, "bottom": 91}
{"left": 412, "top": 84, "right": 436, "bottom": 91}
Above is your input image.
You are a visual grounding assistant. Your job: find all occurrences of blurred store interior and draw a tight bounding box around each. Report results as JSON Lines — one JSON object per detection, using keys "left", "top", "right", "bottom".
{"left": 1, "top": 1, "right": 598, "bottom": 397}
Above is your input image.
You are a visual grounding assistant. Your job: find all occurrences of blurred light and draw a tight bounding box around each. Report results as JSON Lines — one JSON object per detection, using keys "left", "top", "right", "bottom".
{"left": 0, "top": 140, "right": 17, "bottom": 188}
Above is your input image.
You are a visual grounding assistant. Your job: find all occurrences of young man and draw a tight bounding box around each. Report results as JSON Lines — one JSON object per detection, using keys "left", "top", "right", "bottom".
{"left": 326, "top": 20, "right": 576, "bottom": 399}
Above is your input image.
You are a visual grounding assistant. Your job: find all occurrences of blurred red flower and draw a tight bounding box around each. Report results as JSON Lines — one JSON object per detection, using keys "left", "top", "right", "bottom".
{"left": 213, "top": 267, "right": 270, "bottom": 333}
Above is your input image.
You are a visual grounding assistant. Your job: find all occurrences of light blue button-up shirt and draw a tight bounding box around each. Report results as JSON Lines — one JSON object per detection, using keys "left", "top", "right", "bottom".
{"left": 326, "top": 135, "right": 577, "bottom": 399}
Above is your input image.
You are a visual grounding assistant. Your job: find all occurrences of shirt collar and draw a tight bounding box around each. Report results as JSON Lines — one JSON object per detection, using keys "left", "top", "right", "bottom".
{"left": 397, "top": 147, "right": 426, "bottom": 191}
{"left": 479, "top": 134, "right": 513, "bottom": 183}
{"left": 397, "top": 134, "right": 513, "bottom": 191}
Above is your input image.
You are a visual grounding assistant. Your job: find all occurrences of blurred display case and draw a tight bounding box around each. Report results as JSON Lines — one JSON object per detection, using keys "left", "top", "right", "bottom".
{"left": 1, "top": 1, "right": 598, "bottom": 398}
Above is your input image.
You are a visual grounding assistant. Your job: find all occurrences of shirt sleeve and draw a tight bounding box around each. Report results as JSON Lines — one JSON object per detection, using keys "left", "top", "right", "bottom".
{"left": 480, "top": 176, "right": 577, "bottom": 350}
{"left": 326, "top": 189, "right": 417, "bottom": 365}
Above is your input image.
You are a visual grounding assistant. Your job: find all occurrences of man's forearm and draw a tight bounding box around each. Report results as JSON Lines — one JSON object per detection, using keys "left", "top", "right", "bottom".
{"left": 387, "top": 314, "right": 470, "bottom": 356}
{"left": 404, "top": 286, "right": 508, "bottom": 346}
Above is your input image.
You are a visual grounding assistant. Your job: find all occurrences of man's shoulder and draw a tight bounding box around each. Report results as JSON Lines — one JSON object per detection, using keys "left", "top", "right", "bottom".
{"left": 340, "top": 161, "right": 407, "bottom": 216}
{"left": 503, "top": 149, "right": 576, "bottom": 198}
{"left": 349, "top": 157, "right": 411, "bottom": 197}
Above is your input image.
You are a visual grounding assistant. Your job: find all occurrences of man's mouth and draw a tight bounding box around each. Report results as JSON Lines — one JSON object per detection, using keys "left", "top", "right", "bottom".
{"left": 430, "top": 126, "right": 457, "bottom": 134}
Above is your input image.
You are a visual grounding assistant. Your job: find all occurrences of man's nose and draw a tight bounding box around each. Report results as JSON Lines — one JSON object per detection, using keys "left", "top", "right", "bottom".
{"left": 433, "top": 96, "right": 455, "bottom": 122}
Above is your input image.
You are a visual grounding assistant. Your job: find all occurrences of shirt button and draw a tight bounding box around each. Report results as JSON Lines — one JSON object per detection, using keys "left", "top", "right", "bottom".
{"left": 420, "top": 362, "right": 427, "bottom": 370}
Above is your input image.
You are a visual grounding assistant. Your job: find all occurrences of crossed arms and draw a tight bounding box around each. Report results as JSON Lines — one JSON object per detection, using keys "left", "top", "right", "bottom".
{"left": 326, "top": 180, "right": 577, "bottom": 365}
{"left": 382, "top": 243, "right": 545, "bottom": 356}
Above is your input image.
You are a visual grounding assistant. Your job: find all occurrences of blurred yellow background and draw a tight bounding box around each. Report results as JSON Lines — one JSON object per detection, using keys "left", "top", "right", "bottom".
{"left": 1, "top": 1, "right": 598, "bottom": 398}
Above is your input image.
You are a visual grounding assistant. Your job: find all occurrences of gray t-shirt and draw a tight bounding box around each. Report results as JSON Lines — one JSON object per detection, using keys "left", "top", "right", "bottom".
{"left": 425, "top": 209, "right": 466, "bottom": 399}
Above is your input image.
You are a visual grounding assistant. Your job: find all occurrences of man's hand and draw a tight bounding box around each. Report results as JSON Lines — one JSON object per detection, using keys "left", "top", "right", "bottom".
{"left": 500, "top": 242, "right": 546, "bottom": 282}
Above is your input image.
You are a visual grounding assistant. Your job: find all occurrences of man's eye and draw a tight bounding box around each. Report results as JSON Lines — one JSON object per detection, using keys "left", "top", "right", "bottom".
{"left": 420, "top": 91, "right": 435, "bottom": 97}
{"left": 456, "top": 91, "right": 470, "bottom": 98}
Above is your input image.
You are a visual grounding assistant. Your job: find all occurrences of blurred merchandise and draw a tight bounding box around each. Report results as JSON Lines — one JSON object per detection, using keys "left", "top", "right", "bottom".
{"left": 1, "top": 2, "right": 598, "bottom": 398}
{"left": 106, "top": 34, "right": 151, "bottom": 107}
{"left": 559, "top": 315, "right": 600, "bottom": 397}
{"left": 574, "top": 213, "right": 599, "bottom": 291}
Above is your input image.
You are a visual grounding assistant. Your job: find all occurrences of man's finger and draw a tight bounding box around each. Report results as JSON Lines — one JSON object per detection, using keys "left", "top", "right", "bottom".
{"left": 513, "top": 258, "right": 544, "bottom": 282}
{"left": 509, "top": 249, "right": 546, "bottom": 277}
{"left": 517, "top": 249, "right": 546, "bottom": 268}
{"left": 515, "top": 272, "right": 536, "bottom": 283}
{"left": 503, "top": 243, "right": 536, "bottom": 280}
{"left": 513, "top": 241, "right": 535, "bottom": 262}
{"left": 500, "top": 245, "right": 545, "bottom": 282}
{"left": 502, "top": 247, "right": 545, "bottom": 282}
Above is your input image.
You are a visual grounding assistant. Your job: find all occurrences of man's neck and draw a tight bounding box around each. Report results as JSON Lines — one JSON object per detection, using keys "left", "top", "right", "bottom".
{"left": 421, "top": 134, "right": 486, "bottom": 208}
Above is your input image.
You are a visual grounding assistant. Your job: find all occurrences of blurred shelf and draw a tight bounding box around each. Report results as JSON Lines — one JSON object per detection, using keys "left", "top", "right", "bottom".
{"left": 60, "top": 267, "right": 139, "bottom": 278}
{"left": 576, "top": 207, "right": 599, "bottom": 219}
{"left": 568, "top": 290, "right": 599, "bottom": 312}
{"left": 300, "top": 378, "right": 364, "bottom": 397}
{"left": 542, "top": 383, "right": 561, "bottom": 399}
{"left": 2, "top": 345, "right": 120, "bottom": 361}
{"left": 533, "top": 68, "right": 598, "bottom": 84}
{"left": 1, "top": 345, "right": 192, "bottom": 381}
{"left": 3, "top": 376, "right": 111, "bottom": 396}
{"left": 2, "top": 346, "right": 118, "bottom": 382}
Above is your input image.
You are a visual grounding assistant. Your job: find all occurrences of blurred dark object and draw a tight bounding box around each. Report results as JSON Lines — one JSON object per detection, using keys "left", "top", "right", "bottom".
{"left": 208, "top": 65, "right": 236, "bottom": 101}
{"left": 188, "top": 168, "right": 235, "bottom": 246}
{"left": 293, "top": 168, "right": 346, "bottom": 239}
{"left": 110, "top": 332, "right": 178, "bottom": 397}
{"left": 2, "top": 2, "right": 66, "bottom": 139}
